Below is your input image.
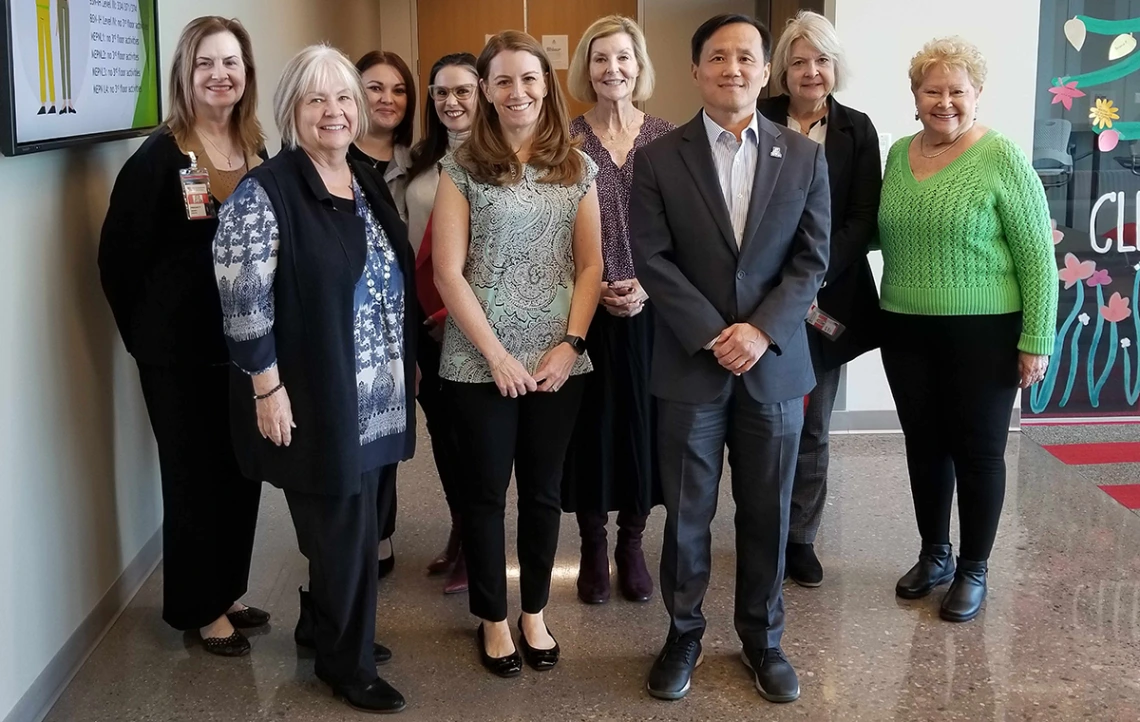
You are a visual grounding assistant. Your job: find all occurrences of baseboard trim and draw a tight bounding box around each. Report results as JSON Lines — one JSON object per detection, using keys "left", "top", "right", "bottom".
{"left": 3, "top": 526, "right": 163, "bottom": 722}
{"left": 830, "top": 408, "right": 1021, "bottom": 434}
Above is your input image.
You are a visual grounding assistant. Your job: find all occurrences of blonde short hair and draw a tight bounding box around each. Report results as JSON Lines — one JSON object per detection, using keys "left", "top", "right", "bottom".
{"left": 274, "top": 44, "right": 369, "bottom": 150}
{"left": 909, "top": 36, "right": 987, "bottom": 90}
{"left": 770, "top": 11, "right": 846, "bottom": 95}
{"left": 568, "top": 15, "right": 656, "bottom": 103}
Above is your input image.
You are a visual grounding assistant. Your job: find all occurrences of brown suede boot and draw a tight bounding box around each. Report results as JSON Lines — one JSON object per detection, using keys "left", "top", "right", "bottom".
{"left": 616, "top": 511, "right": 653, "bottom": 602}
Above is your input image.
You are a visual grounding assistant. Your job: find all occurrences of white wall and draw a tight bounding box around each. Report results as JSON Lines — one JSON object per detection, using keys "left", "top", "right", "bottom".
{"left": 0, "top": 2, "right": 380, "bottom": 720}
{"left": 833, "top": 0, "right": 1042, "bottom": 419}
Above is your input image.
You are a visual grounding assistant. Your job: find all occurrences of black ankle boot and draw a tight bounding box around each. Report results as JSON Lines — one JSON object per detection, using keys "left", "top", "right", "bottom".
{"left": 895, "top": 543, "right": 955, "bottom": 599}
{"left": 940, "top": 558, "right": 987, "bottom": 622}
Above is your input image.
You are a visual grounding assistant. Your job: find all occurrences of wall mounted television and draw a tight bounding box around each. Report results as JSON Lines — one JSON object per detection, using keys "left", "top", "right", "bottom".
{"left": 0, "top": 0, "right": 160, "bottom": 156}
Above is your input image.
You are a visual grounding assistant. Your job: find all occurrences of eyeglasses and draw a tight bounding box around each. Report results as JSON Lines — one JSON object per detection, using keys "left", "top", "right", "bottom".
{"left": 428, "top": 84, "right": 475, "bottom": 101}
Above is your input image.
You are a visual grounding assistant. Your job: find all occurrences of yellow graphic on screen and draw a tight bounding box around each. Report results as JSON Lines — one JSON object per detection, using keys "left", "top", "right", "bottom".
{"left": 35, "top": 0, "right": 56, "bottom": 114}
{"left": 58, "top": 0, "right": 73, "bottom": 113}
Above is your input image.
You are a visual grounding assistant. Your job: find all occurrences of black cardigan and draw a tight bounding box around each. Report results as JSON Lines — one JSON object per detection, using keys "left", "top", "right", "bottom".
{"left": 99, "top": 126, "right": 253, "bottom": 365}
{"left": 756, "top": 95, "right": 882, "bottom": 370}
{"left": 226, "top": 147, "right": 418, "bottom": 497}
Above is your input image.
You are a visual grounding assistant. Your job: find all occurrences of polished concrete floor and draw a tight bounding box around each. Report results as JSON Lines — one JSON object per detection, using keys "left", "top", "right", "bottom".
{"left": 43, "top": 426, "right": 1140, "bottom": 721}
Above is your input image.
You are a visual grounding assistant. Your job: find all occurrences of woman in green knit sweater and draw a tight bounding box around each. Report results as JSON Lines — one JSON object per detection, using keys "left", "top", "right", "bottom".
{"left": 878, "top": 37, "right": 1058, "bottom": 624}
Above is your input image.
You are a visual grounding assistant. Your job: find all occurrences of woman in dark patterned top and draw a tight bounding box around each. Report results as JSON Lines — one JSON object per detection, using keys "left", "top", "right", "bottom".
{"left": 563, "top": 15, "right": 674, "bottom": 606}
{"left": 212, "top": 45, "right": 415, "bottom": 713}
{"left": 98, "top": 16, "right": 270, "bottom": 657}
{"left": 433, "top": 31, "right": 602, "bottom": 677}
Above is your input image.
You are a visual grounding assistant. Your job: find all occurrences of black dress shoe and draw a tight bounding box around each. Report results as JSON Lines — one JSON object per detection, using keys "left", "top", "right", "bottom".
{"left": 516, "top": 616, "right": 560, "bottom": 671}
{"left": 227, "top": 606, "right": 271, "bottom": 629}
{"left": 940, "top": 558, "right": 987, "bottom": 623}
{"left": 742, "top": 646, "right": 799, "bottom": 703}
{"left": 295, "top": 586, "right": 391, "bottom": 664}
{"left": 896, "top": 543, "right": 955, "bottom": 599}
{"left": 785, "top": 542, "right": 823, "bottom": 588}
{"left": 334, "top": 677, "right": 406, "bottom": 714}
{"left": 646, "top": 634, "right": 703, "bottom": 700}
{"left": 200, "top": 631, "right": 251, "bottom": 657}
{"left": 477, "top": 624, "right": 522, "bottom": 678}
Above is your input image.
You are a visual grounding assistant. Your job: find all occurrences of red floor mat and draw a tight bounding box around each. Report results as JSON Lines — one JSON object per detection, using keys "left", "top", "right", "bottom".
{"left": 1043, "top": 442, "right": 1140, "bottom": 465}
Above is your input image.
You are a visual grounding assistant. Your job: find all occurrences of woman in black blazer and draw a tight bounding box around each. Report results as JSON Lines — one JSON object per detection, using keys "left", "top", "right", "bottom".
{"left": 757, "top": 10, "right": 882, "bottom": 588}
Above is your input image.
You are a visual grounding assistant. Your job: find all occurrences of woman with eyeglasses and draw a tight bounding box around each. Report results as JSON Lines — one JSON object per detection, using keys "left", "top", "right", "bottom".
{"left": 348, "top": 49, "right": 417, "bottom": 580}
{"left": 404, "top": 52, "right": 479, "bottom": 595}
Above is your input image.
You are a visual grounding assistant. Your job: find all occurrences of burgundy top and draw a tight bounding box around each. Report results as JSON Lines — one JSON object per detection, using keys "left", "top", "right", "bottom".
{"left": 570, "top": 114, "right": 675, "bottom": 281}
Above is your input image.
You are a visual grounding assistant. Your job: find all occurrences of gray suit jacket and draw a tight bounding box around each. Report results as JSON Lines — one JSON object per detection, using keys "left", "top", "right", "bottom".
{"left": 630, "top": 111, "right": 831, "bottom": 405}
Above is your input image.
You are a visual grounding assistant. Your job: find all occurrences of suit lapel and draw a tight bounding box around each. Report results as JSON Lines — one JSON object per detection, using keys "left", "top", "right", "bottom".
{"left": 679, "top": 112, "right": 738, "bottom": 257}
{"left": 739, "top": 116, "right": 786, "bottom": 255}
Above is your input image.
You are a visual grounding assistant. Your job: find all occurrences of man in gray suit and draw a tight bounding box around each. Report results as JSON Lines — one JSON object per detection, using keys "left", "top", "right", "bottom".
{"left": 630, "top": 13, "right": 830, "bottom": 704}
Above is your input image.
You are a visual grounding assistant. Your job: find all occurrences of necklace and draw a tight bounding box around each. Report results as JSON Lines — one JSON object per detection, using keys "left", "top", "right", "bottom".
{"left": 919, "top": 125, "right": 973, "bottom": 159}
{"left": 200, "top": 131, "right": 242, "bottom": 170}
{"left": 591, "top": 110, "right": 641, "bottom": 142}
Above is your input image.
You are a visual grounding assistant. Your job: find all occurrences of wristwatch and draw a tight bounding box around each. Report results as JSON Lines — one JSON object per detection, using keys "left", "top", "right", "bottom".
{"left": 563, "top": 334, "right": 586, "bottom": 355}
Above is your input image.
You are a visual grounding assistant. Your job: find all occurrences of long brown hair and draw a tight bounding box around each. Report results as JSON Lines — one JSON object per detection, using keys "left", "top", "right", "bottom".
{"left": 355, "top": 51, "right": 417, "bottom": 148}
{"left": 166, "top": 16, "right": 264, "bottom": 157}
{"left": 457, "top": 31, "right": 583, "bottom": 186}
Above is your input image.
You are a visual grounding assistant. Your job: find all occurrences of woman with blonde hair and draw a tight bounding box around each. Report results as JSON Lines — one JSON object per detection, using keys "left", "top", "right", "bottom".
{"left": 563, "top": 15, "right": 673, "bottom": 606}
{"left": 879, "top": 37, "right": 1057, "bottom": 622}
{"left": 98, "top": 15, "right": 268, "bottom": 657}
{"left": 757, "top": 10, "right": 882, "bottom": 588}
{"left": 213, "top": 44, "right": 415, "bottom": 711}
{"left": 433, "top": 30, "right": 603, "bottom": 676}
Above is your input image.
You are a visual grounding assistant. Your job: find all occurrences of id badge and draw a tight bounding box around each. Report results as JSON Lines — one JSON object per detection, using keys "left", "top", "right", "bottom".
{"left": 806, "top": 301, "right": 846, "bottom": 341}
{"left": 180, "top": 151, "right": 215, "bottom": 220}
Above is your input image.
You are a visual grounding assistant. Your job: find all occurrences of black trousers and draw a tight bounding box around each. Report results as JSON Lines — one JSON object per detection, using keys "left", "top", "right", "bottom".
{"left": 657, "top": 378, "right": 802, "bottom": 650}
{"left": 880, "top": 312, "right": 1021, "bottom": 562}
{"left": 449, "top": 377, "right": 586, "bottom": 621}
{"left": 416, "top": 328, "right": 466, "bottom": 513}
{"left": 136, "top": 362, "right": 261, "bottom": 631}
{"left": 789, "top": 358, "right": 842, "bottom": 545}
{"left": 285, "top": 466, "right": 385, "bottom": 686}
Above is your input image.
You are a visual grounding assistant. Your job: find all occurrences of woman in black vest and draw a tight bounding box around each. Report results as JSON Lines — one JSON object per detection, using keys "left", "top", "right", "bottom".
{"left": 756, "top": 10, "right": 881, "bottom": 587}
{"left": 212, "top": 44, "right": 416, "bottom": 714}
{"left": 98, "top": 16, "right": 269, "bottom": 657}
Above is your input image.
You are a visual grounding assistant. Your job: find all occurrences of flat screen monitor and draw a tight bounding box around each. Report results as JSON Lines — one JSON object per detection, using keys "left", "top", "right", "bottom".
{"left": 0, "top": 0, "right": 160, "bottom": 155}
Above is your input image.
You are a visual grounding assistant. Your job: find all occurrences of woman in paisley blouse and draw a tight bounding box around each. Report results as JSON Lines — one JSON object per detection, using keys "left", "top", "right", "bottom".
{"left": 563, "top": 14, "right": 673, "bottom": 607}
{"left": 212, "top": 45, "right": 415, "bottom": 714}
{"left": 433, "top": 31, "right": 603, "bottom": 677}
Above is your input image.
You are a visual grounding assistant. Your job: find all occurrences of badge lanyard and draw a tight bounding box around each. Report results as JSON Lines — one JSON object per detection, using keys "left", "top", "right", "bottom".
{"left": 806, "top": 299, "right": 846, "bottom": 341}
{"left": 179, "top": 151, "right": 215, "bottom": 220}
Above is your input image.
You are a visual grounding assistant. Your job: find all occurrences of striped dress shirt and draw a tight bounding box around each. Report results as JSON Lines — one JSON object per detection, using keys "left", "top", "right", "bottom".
{"left": 702, "top": 110, "right": 760, "bottom": 247}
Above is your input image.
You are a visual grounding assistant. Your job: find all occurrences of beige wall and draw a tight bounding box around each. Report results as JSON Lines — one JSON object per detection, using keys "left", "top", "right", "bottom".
{"left": 0, "top": 2, "right": 383, "bottom": 720}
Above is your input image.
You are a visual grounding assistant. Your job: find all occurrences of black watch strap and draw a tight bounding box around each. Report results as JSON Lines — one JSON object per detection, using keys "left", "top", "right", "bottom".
{"left": 563, "top": 334, "right": 586, "bottom": 355}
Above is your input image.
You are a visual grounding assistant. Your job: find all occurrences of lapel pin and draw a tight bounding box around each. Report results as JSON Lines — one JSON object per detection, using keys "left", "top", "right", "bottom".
{"left": 770, "top": 146, "right": 783, "bottom": 158}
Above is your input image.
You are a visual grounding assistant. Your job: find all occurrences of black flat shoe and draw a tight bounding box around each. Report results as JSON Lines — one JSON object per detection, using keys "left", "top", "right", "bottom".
{"left": 940, "top": 558, "right": 988, "bottom": 623}
{"left": 516, "top": 616, "right": 560, "bottom": 671}
{"left": 896, "top": 543, "right": 955, "bottom": 599}
{"left": 200, "top": 631, "right": 250, "bottom": 657}
{"left": 226, "top": 606, "right": 271, "bottom": 629}
{"left": 333, "top": 677, "right": 406, "bottom": 714}
{"left": 477, "top": 624, "right": 522, "bottom": 678}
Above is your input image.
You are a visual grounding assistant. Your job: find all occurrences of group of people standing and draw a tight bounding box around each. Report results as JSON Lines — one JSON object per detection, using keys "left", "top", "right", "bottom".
{"left": 97, "top": 8, "right": 1059, "bottom": 715}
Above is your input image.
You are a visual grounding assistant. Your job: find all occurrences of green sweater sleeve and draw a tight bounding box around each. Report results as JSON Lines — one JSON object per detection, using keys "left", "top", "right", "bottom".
{"left": 987, "top": 137, "right": 1060, "bottom": 355}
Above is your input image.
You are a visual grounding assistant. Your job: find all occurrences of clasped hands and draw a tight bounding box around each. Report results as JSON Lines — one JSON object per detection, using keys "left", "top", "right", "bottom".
{"left": 600, "top": 279, "right": 647, "bottom": 318}
{"left": 491, "top": 344, "right": 578, "bottom": 398}
{"left": 712, "top": 323, "right": 771, "bottom": 376}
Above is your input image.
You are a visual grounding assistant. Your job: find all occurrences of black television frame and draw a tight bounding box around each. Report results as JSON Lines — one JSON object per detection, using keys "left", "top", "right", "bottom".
{"left": 0, "top": 0, "right": 161, "bottom": 156}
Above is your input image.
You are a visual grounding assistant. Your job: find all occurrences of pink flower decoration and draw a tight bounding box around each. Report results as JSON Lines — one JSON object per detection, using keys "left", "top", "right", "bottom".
{"left": 1087, "top": 268, "right": 1112, "bottom": 286}
{"left": 1052, "top": 218, "right": 1064, "bottom": 245}
{"left": 1100, "top": 129, "right": 1122, "bottom": 152}
{"left": 1059, "top": 253, "right": 1096, "bottom": 289}
{"left": 1049, "top": 80, "right": 1086, "bottom": 111}
{"left": 1100, "top": 292, "right": 1131, "bottom": 323}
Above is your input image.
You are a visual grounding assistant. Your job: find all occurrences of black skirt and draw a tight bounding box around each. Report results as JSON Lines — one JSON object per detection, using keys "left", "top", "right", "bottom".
{"left": 562, "top": 303, "right": 662, "bottom": 515}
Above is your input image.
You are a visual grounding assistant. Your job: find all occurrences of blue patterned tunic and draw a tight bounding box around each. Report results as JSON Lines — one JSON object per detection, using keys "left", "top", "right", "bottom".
{"left": 213, "top": 176, "right": 408, "bottom": 470}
